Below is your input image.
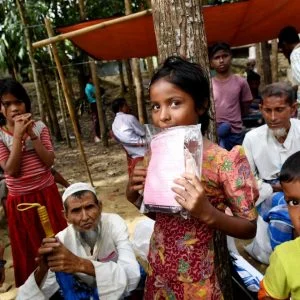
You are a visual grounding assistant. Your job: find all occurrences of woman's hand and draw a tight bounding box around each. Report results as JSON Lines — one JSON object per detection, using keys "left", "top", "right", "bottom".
{"left": 172, "top": 173, "right": 215, "bottom": 224}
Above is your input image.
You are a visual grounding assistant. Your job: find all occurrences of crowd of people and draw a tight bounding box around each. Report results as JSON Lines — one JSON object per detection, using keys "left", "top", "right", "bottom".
{"left": 0, "top": 25, "right": 299, "bottom": 300}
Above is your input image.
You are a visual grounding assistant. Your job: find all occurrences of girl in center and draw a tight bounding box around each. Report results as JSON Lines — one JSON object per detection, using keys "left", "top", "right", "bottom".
{"left": 127, "top": 56, "right": 258, "bottom": 299}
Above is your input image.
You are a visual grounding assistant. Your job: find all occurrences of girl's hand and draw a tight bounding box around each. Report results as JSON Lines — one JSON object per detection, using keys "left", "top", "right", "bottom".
{"left": 126, "top": 165, "right": 147, "bottom": 206}
{"left": 129, "top": 166, "right": 147, "bottom": 192}
{"left": 26, "top": 118, "right": 36, "bottom": 138}
{"left": 172, "top": 173, "right": 215, "bottom": 223}
{"left": 13, "top": 114, "right": 33, "bottom": 139}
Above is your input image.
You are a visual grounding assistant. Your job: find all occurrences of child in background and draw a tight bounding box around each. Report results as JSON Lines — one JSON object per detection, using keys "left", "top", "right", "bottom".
{"left": 0, "top": 79, "right": 67, "bottom": 287}
{"left": 259, "top": 151, "right": 300, "bottom": 300}
{"left": 127, "top": 56, "right": 258, "bottom": 299}
{"left": 210, "top": 42, "right": 253, "bottom": 150}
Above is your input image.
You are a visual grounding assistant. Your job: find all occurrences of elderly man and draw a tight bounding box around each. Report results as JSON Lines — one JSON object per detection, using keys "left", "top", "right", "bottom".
{"left": 17, "top": 182, "right": 140, "bottom": 299}
{"left": 243, "top": 82, "right": 300, "bottom": 262}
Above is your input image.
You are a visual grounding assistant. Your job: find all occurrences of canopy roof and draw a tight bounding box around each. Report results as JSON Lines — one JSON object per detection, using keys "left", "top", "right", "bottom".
{"left": 57, "top": 0, "right": 300, "bottom": 61}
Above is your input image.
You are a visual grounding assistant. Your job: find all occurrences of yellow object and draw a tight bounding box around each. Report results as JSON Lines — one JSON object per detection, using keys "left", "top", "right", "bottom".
{"left": 17, "top": 203, "right": 55, "bottom": 238}
{"left": 263, "top": 237, "right": 300, "bottom": 299}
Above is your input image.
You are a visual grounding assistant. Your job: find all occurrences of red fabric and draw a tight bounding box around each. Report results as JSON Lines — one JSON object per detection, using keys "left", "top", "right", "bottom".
{"left": 57, "top": 0, "right": 300, "bottom": 60}
{"left": 144, "top": 214, "right": 222, "bottom": 299}
{"left": 7, "top": 183, "right": 67, "bottom": 287}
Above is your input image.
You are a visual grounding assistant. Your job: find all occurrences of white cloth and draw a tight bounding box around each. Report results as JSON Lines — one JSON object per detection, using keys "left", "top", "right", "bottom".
{"left": 17, "top": 213, "right": 140, "bottom": 300}
{"left": 62, "top": 182, "right": 96, "bottom": 203}
{"left": 290, "top": 45, "right": 300, "bottom": 85}
{"left": 112, "top": 112, "right": 146, "bottom": 158}
{"left": 243, "top": 119, "right": 300, "bottom": 191}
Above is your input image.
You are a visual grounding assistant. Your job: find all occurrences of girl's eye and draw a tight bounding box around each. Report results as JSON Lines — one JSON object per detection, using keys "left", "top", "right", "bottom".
{"left": 287, "top": 199, "right": 300, "bottom": 206}
{"left": 170, "top": 100, "right": 181, "bottom": 108}
{"left": 151, "top": 104, "right": 160, "bottom": 111}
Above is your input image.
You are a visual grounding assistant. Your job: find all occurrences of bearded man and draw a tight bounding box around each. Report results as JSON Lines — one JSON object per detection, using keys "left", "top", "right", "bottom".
{"left": 17, "top": 182, "right": 140, "bottom": 299}
{"left": 243, "top": 82, "right": 300, "bottom": 262}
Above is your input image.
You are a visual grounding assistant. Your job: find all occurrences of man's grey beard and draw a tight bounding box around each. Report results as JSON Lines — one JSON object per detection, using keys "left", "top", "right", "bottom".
{"left": 80, "top": 226, "right": 99, "bottom": 249}
{"left": 270, "top": 128, "right": 287, "bottom": 139}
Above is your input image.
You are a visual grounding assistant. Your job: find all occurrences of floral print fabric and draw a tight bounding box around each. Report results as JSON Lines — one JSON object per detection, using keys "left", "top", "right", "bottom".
{"left": 144, "top": 144, "right": 258, "bottom": 299}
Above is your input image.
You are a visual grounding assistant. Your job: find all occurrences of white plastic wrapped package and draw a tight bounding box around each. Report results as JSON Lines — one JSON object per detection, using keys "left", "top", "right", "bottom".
{"left": 143, "top": 124, "right": 203, "bottom": 214}
{"left": 131, "top": 219, "right": 155, "bottom": 262}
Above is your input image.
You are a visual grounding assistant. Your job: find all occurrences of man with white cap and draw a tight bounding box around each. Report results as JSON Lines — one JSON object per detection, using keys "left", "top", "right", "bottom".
{"left": 17, "top": 182, "right": 140, "bottom": 299}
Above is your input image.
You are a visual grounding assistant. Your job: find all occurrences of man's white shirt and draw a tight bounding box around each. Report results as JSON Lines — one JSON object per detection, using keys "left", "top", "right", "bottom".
{"left": 112, "top": 112, "right": 146, "bottom": 158}
{"left": 17, "top": 213, "right": 140, "bottom": 300}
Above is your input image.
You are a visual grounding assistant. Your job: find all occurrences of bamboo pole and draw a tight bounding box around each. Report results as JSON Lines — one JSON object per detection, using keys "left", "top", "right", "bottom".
{"left": 33, "top": 10, "right": 152, "bottom": 49}
{"left": 89, "top": 59, "right": 108, "bottom": 147}
{"left": 56, "top": 77, "right": 72, "bottom": 148}
{"left": 44, "top": 17, "right": 93, "bottom": 186}
{"left": 47, "top": 37, "right": 71, "bottom": 147}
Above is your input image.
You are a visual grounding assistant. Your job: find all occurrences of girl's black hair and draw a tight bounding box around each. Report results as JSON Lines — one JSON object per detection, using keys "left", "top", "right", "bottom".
{"left": 279, "top": 151, "right": 300, "bottom": 183}
{"left": 0, "top": 78, "right": 31, "bottom": 113}
{"left": 149, "top": 56, "right": 211, "bottom": 134}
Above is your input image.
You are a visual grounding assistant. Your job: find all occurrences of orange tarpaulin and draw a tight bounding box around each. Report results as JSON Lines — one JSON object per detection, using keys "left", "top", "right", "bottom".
{"left": 57, "top": 0, "right": 300, "bottom": 61}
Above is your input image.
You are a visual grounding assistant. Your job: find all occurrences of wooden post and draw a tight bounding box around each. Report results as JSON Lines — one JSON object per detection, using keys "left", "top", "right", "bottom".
{"left": 16, "top": 0, "right": 45, "bottom": 122}
{"left": 118, "top": 61, "right": 126, "bottom": 96}
{"left": 261, "top": 41, "right": 272, "bottom": 85}
{"left": 271, "top": 39, "right": 278, "bottom": 83}
{"left": 46, "top": 44, "right": 71, "bottom": 147}
{"left": 56, "top": 77, "right": 72, "bottom": 148}
{"left": 125, "top": 0, "right": 147, "bottom": 124}
{"left": 44, "top": 17, "right": 93, "bottom": 186}
{"left": 89, "top": 59, "right": 108, "bottom": 147}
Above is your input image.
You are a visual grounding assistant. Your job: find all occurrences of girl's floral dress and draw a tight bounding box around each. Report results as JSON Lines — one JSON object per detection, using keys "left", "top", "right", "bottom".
{"left": 144, "top": 144, "right": 258, "bottom": 300}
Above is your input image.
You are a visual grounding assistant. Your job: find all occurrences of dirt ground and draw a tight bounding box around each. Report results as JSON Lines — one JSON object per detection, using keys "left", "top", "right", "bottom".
{"left": 0, "top": 79, "right": 267, "bottom": 299}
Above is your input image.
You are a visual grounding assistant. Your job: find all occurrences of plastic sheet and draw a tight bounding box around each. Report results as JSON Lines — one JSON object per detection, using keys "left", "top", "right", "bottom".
{"left": 143, "top": 124, "right": 202, "bottom": 214}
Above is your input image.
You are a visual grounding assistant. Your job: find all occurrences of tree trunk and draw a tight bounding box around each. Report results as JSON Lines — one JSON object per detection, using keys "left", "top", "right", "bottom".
{"left": 271, "top": 39, "right": 278, "bottom": 83}
{"left": 16, "top": 0, "right": 45, "bottom": 121}
{"left": 39, "top": 72, "right": 55, "bottom": 135}
{"left": 152, "top": 0, "right": 231, "bottom": 298}
{"left": 40, "top": 67, "right": 63, "bottom": 141}
{"left": 89, "top": 59, "right": 108, "bottom": 147}
{"left": 78, "top": 0, "right": 86, "bottom": 20}
{"left": 255, "top": 43, "right": 263, "bottom": 84}
{"left": 146, "top": 57, "right": 154, "bottom": 78}
{"left": 261, "top": 41, "right": 272, "bottom": 85}
{"left": 118, "top": 60, "right": 126, "bottom": 96}
{"left": 47, "top": 45, "right": 72, "bottom": 147}
{"left": 123, "top": 59, "right": 136, "bottom": 110}
{"left": 132, "top": 58, "right": 147, "bottom": 123}
{"left": 124, "top": 0, "right": 147, "bottom": 124}
{"left": 77, "top": 0, "right": 90, "bottom": 101}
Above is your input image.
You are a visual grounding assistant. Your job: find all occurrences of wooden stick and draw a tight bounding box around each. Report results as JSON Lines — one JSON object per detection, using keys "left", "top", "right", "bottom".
{"left": 89, "top": 59, "right": 108, "bottom": 146}
{"left": 44, "top": 17, "right": 94, "bottom": 186}
{"left": 33, "top": 9, "right": 152, "bottom": 49}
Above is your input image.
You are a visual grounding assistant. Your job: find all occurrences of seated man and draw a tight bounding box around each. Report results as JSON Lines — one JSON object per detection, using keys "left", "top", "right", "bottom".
{"left": 17, "top": 182, "right": 140, "bottom": 299}
{"left": 243, "top": 82, "right": 300, "bottom": 260}
{"left": 112, "top": 98, "right": 146, "bottom": 158}
{"left": 112, "top": 98, "right": 146, "bottom": 174}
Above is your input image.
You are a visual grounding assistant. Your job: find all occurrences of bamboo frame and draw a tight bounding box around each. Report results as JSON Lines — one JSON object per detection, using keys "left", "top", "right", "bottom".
{"left": 33, "top": 9, "right": 152, "bottom": 49}
{"left": 44, "top": 17, "right": 94, "bottom": 186}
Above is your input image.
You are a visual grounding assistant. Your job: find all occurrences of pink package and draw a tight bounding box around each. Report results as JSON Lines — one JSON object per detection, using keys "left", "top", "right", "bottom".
{"left": 143, "top": 127, "right": 185, "bottom": 213}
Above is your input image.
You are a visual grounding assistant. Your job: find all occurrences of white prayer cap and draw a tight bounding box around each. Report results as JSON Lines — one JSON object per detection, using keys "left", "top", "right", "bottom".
{"left": 62, "top": 182, "right": 96, "bottom": 203}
